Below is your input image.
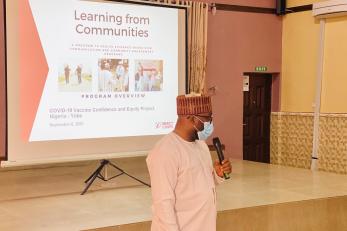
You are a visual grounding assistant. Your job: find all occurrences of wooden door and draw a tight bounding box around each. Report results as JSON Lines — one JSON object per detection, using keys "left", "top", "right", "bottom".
{"left": 243, "top": 74, "right": 272, "bottom": 163}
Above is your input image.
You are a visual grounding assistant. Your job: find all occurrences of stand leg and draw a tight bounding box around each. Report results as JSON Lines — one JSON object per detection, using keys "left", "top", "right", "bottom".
{"left": 81, "top": 159, "right": 150, "bottom": 195}
{"left": 108, "top": 162, "right": 151, "bottom": 187}
{"left": 81, "top": 160, "right": 108, "bottom": 195}
{"left": 84, "top": 160, "right": 108, "bottom": 183}
{"left": 123, "top": 172, "right": 151, "bottom": 187}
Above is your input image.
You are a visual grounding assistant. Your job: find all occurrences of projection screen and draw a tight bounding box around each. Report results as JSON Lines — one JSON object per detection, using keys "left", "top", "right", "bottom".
{"left": 3, "top": 0, "right": 187, "bottom": 166}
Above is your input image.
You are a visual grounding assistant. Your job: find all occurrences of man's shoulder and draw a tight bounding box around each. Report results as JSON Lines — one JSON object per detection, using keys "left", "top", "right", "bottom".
{"left": 151, "top": 133, "right": 176, "bottom": 152}
{"left": 147, "top": 133, "right": 177, "bottom": 161}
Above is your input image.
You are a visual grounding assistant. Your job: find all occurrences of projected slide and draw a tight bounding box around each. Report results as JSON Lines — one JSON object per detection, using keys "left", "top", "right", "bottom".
{"left": 19, "top": 0, "right": 179, "bottom": 142}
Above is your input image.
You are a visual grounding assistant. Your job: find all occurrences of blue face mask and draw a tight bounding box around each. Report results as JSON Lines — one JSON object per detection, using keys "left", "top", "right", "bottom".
{"left": 198, "top": 122, "right": 214, "bottom": 140}
{"left": 194, "top": 116, "right": 214, "bottom": 140}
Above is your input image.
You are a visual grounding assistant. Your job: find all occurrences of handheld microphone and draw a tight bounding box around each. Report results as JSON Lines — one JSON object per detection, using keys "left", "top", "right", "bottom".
{"left": 212, "top": 137, "right": 230, "bottom": 180}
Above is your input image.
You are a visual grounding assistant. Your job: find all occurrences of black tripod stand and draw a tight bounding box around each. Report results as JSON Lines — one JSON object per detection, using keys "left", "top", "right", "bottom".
{"left": 81, "top": 159, "right": 151, "bottom": 195}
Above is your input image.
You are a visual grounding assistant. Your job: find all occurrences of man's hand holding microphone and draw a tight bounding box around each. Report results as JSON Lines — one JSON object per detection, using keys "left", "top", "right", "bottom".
{"left": 213, "top": 137, "right": 232, "bottom": 179}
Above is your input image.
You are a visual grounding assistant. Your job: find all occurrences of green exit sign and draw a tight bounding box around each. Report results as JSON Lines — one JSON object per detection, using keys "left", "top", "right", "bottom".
{"left": 255, "top": 66, "right": 267, "bottom": 72}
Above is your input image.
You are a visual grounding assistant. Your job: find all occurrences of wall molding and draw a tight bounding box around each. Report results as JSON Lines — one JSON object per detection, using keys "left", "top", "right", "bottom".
{"left": 286, "top": 4, "right": 313, "bottom": 14}
{"left": 214, "top": 3, "right": 313, "bottom": 15}
{"left": 215, "top": 4, "right": 276, "bottom": 14}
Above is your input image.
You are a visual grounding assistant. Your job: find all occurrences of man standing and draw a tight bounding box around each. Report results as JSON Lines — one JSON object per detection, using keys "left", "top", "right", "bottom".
{"left": 115, "top": 60, "right": 125, "bottom": 79}
{"left": 123, "top": 67, "right": 129, "bottom": 92}
{"left": 115, "top": 60, "right": 126, "bottom": 91}
{"left": 76, "top": 65, "right": 82, "bottom": 84}
{"left": 146, "top": 94, "right": 232, "bottom": 231}
{"left": 135, "top": 64, "right": 143, "bottom": 91}
{"left": 140, "top": 73, "right": 150, "bottom": 91}
{"left": 64, "top": 65, "right": 70, "bottom": 84}
{"left": 98, "top": 62, "right": 114, "bottom": 92}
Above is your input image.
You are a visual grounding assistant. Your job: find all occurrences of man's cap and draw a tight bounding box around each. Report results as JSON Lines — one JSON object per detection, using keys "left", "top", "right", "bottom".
{"left": 176, "top": 93, "right": 212, "bottom": 115}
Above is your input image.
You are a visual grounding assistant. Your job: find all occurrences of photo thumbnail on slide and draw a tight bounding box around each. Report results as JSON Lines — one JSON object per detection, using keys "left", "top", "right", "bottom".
{"left": 135, "top": 60, "right": 163, "bottom": 92}
{"left": 98, "top": 59, "right": 129, "bottom": 92}
{"left": 58, "top": 61, "right": 92, "bottom": 92}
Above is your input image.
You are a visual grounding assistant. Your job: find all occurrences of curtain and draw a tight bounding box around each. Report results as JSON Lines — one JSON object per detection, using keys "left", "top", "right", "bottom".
{"left": 149, "top": 0, "right": 209, "bottom": 94}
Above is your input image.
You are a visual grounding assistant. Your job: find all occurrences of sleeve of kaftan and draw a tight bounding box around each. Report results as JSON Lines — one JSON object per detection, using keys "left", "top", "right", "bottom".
{"left": 213, "top": 168, "right": 225, "bottom": 185}
{"left": 200, "top": 141, "right": 226, "bottom": 186}
{"left": 146, "top": 147, "right": 180, "bottom": 231}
